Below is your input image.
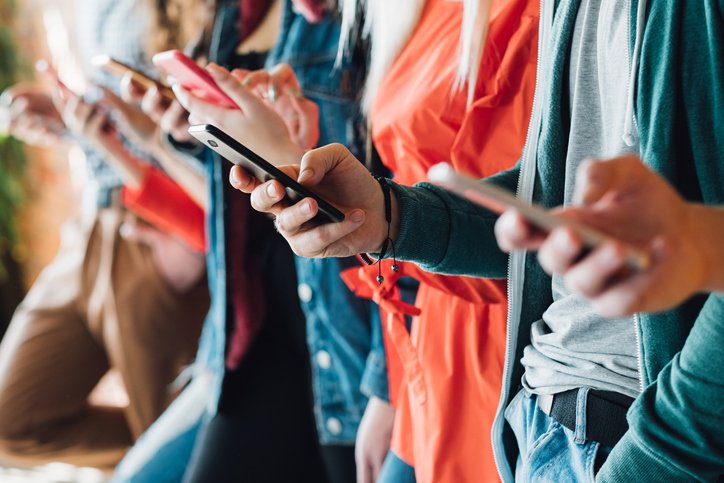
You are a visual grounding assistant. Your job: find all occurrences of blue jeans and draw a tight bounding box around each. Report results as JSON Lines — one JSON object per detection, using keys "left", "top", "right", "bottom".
{"left": 377, "top": 451, "right": 416, "bottom": 483}
{"left": 505, "top": 388, "right": 612, "bottom": 483}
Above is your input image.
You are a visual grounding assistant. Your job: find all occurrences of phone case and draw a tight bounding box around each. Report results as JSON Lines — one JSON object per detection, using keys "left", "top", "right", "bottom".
{"left": 152, "top": 50, "right": 237, "bottom": 109}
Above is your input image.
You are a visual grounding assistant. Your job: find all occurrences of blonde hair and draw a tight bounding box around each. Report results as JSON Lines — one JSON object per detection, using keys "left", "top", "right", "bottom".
{"left": 338, "top": 0, "right": 492, "bottom": 111}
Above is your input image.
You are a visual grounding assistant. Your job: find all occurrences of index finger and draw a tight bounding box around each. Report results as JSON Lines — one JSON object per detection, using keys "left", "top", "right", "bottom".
{"left": 120, "top": 74, "right": 147, "bottom": 103}
{"left": 172, "top": 84, "right": 232, "bottom": 122}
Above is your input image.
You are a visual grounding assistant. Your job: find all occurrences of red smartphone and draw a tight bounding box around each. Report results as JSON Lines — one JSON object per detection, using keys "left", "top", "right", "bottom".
{"left": 152, "top": 50, "right": 237, "bottom": 109}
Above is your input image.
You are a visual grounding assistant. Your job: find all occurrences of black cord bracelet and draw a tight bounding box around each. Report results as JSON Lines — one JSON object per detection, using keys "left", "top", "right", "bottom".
{"left": 359, "top": 175, "right": 398, "bottom": 283}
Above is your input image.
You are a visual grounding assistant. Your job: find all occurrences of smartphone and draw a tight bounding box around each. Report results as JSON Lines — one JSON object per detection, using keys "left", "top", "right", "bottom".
{"left": 427, "top": 163, "right": 650, "bottom": 270}
{"left": 92, "top": 55, "right": 175, "bottom": 101}
{"left": 188, "top": 124, "right": 345, "bottom": 224}
{"left": 152, "top": 50, "right": 237, "bottom": 109}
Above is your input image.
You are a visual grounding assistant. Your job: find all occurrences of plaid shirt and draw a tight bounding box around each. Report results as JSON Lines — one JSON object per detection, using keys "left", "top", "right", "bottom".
{"left": 74, "top": 0, "right": 156, "bottom": 207}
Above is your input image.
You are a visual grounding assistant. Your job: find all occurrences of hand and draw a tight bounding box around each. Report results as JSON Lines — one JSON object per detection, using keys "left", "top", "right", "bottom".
{"left": 0, "top": 84, "right": 66, "bottom": 146}
{"left": 240, "top": 63, "right": 320, "bottom": 150}
{"left": 120, "top": 221, "right": 206, "bottom": 294}
{"left": 55, "top": 89, "right": 145, "bottom": 188}
{"left": 229, "top": 143, "right": 393, "bottom": 258}
{"left": 120, "top": 75, "right": 193, "bottom": 144}
{"left": 56, "top": 90, "right": 115, "bottom": 153}
{"left": 496, "top": 155, "right": 710, "bottom": 317}
{"left": 99, "top": 87, "right": 163, "bottom": 155}
{"left": 355, "top": 396, "right": 395, "bottom": 483}
{"left": 172, "top": 63, "right": 303, "bottom": 165}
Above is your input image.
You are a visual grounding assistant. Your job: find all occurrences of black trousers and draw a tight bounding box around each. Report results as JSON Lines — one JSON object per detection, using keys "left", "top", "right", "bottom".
{"left": 320, "top": 445, "right": 356, "bottom": 483}
{"left": 183, "top": 231, "right": 328, "bottom": 483}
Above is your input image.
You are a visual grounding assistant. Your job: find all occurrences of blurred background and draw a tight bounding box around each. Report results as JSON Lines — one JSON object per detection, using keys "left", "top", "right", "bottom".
{"left": 0, "top": 0, "right": 77, "bottom": 336}
{"left": 1, "top": 0, "right": 112, "bottom": 480}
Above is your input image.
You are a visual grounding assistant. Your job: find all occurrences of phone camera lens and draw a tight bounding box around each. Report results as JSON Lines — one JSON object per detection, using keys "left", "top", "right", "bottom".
{"left": 208, "top": 140, "right": 218, "bottom": 148}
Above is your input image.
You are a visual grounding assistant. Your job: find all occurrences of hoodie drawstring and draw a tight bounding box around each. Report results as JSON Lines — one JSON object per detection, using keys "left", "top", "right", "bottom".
{"left": 623, "top": 0, "right": 647, "bottom": 147}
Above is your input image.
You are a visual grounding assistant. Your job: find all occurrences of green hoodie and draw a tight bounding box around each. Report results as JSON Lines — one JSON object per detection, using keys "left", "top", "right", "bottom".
{"left": 389, "top": 0, "right": 724, "bottom": 481}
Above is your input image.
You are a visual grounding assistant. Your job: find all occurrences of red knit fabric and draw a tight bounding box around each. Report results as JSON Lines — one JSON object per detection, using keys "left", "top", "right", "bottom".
{"left": 224, "top": 177, "right": 265, "bottom": 370}
{"left": 122, "top": 167, "right": 206, "bottom": 252}
{"left": 239, "top": 0, "right": 273, "bottom": 41}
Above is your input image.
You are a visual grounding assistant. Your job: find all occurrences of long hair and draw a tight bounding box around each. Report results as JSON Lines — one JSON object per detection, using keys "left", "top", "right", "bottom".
{"left": 338, "top": 0, "right": 492, "bottom": 112}
{"left": 146, "top": 0, "right": 214, "bottom": 56}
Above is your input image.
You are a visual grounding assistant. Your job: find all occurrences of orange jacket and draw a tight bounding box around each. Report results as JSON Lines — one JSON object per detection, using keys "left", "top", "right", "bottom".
{"left": 343, "top": 0, "right": 538, "bottom": 481}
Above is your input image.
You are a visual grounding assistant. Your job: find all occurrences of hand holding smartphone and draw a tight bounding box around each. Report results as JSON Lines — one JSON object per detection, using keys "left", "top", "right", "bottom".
{"left": 92, "top": 55, "right": 175, "bottom": 102}
{"left": 428, "top": 163, "right": 651, "bottom": 270}
{"left": 188, "top": 124, "right": 345, "bottom": 224}
{"left": 152, "top": 50, "right": 237, "bottom": 109}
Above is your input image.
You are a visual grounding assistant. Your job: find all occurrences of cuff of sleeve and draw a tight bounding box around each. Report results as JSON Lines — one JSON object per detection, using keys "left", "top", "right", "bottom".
{"left": 122, "top": 168, "right": 206, "bottom": 253}
{"left": 596, "top": 432, "right": 694, "bottom": 483}
{"left": 390, "top": 183, "right": 451, "bottom": 268}
{"left": 360, "top": 350, "right": 389, "bottom": 402}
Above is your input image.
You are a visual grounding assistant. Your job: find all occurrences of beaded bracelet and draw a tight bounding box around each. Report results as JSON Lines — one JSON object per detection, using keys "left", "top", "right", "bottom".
{"left": 359, "top": 175, "right": 398, "bottom": 283}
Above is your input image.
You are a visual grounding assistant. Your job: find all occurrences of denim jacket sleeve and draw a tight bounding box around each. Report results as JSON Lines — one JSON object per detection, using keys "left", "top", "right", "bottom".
{"left": 359, "top": 306, "right": 389, "bottom": 401}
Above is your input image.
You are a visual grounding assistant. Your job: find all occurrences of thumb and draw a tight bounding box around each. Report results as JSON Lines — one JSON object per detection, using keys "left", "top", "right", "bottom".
{"left": 206, "top": 63, "right": 261, "bottom": 113}
{"left": 297, "top": 143, "right": 350, "bottom": 186}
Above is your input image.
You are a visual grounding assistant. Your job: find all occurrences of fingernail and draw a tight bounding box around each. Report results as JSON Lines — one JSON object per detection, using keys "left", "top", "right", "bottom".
{"left": 242, "top": 77, "right": 252, "bottom": 86}
{"left": 267, "top": 183, "right": 278, "bottom": 197}
{"left": 350, "top": 211, "right": 365, "bottom": 223}
{"left": 268, "top": 85, "right": 278, "bottom": 102}
{"left": 298, "top": 168, "right": 313, "bottom": 184}
{"left": 229, "top": 168, "right": 241, "bottom": 187}
{"left": 302, "top": 201, "right": 312, "bottom": 215}
{"left": 603, "top": 242, "right": 623, "bottom": 263}
{"left": 553, "top": 228, "right": 573, "bottom": 245}
{"left": 171, "top": 84, "right": 184, "bottom": 99}
{"left": 206, "top": 63, "right": 222, "bottom": 76}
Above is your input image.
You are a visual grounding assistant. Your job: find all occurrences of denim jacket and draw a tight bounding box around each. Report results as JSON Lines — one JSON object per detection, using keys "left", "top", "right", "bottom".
{"left": 113, "top": 2, "right": 267, "bottom": 481}
{"left": 114, "top": 3, "right": 387, "bottom": 480}
{"left": 265, "top": 1, "right": 388, "bottom": 445}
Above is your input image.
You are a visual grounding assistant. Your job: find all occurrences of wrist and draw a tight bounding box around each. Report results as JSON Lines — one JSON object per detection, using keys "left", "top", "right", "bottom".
{"left": 689, "top": 203, "right": 724, "bottom": 293}
{"left": 389, "top": 187, "right": 399, "bottom": 244}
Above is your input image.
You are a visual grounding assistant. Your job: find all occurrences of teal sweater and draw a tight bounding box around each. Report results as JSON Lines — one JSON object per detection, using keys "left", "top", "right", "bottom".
{"left": 390, "top": 0, "right": 724, "bottom": 481}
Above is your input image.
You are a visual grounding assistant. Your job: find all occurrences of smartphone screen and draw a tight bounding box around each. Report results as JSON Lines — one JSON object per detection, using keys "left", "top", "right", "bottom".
{"left": 188, "top": 124, "right": 345, "bottom": 224}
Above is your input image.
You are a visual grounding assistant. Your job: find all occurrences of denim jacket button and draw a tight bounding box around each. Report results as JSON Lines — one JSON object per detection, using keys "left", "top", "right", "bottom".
{"left": 297, "top": 283, "right": 313, "bottom": 303}
{"left": 326, "top": 417, "right": 343, "bottom": 435}
{"left": 315, "top": 350, "right": 332, "bottom": 369}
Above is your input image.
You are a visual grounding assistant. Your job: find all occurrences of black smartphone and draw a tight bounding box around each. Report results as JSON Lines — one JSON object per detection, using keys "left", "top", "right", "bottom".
{"left": 188, "top": 124, "right": 345, "bottom": 224}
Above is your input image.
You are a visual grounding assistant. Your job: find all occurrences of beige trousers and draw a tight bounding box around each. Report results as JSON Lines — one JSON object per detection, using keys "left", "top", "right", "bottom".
{"left": 0, "top": 207, "right": 209, "bottom": 468}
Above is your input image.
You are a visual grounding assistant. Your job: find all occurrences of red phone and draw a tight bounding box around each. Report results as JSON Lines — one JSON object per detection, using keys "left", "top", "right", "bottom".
{"left": 152, "top": 50, "right": 237, "bottom": 109}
